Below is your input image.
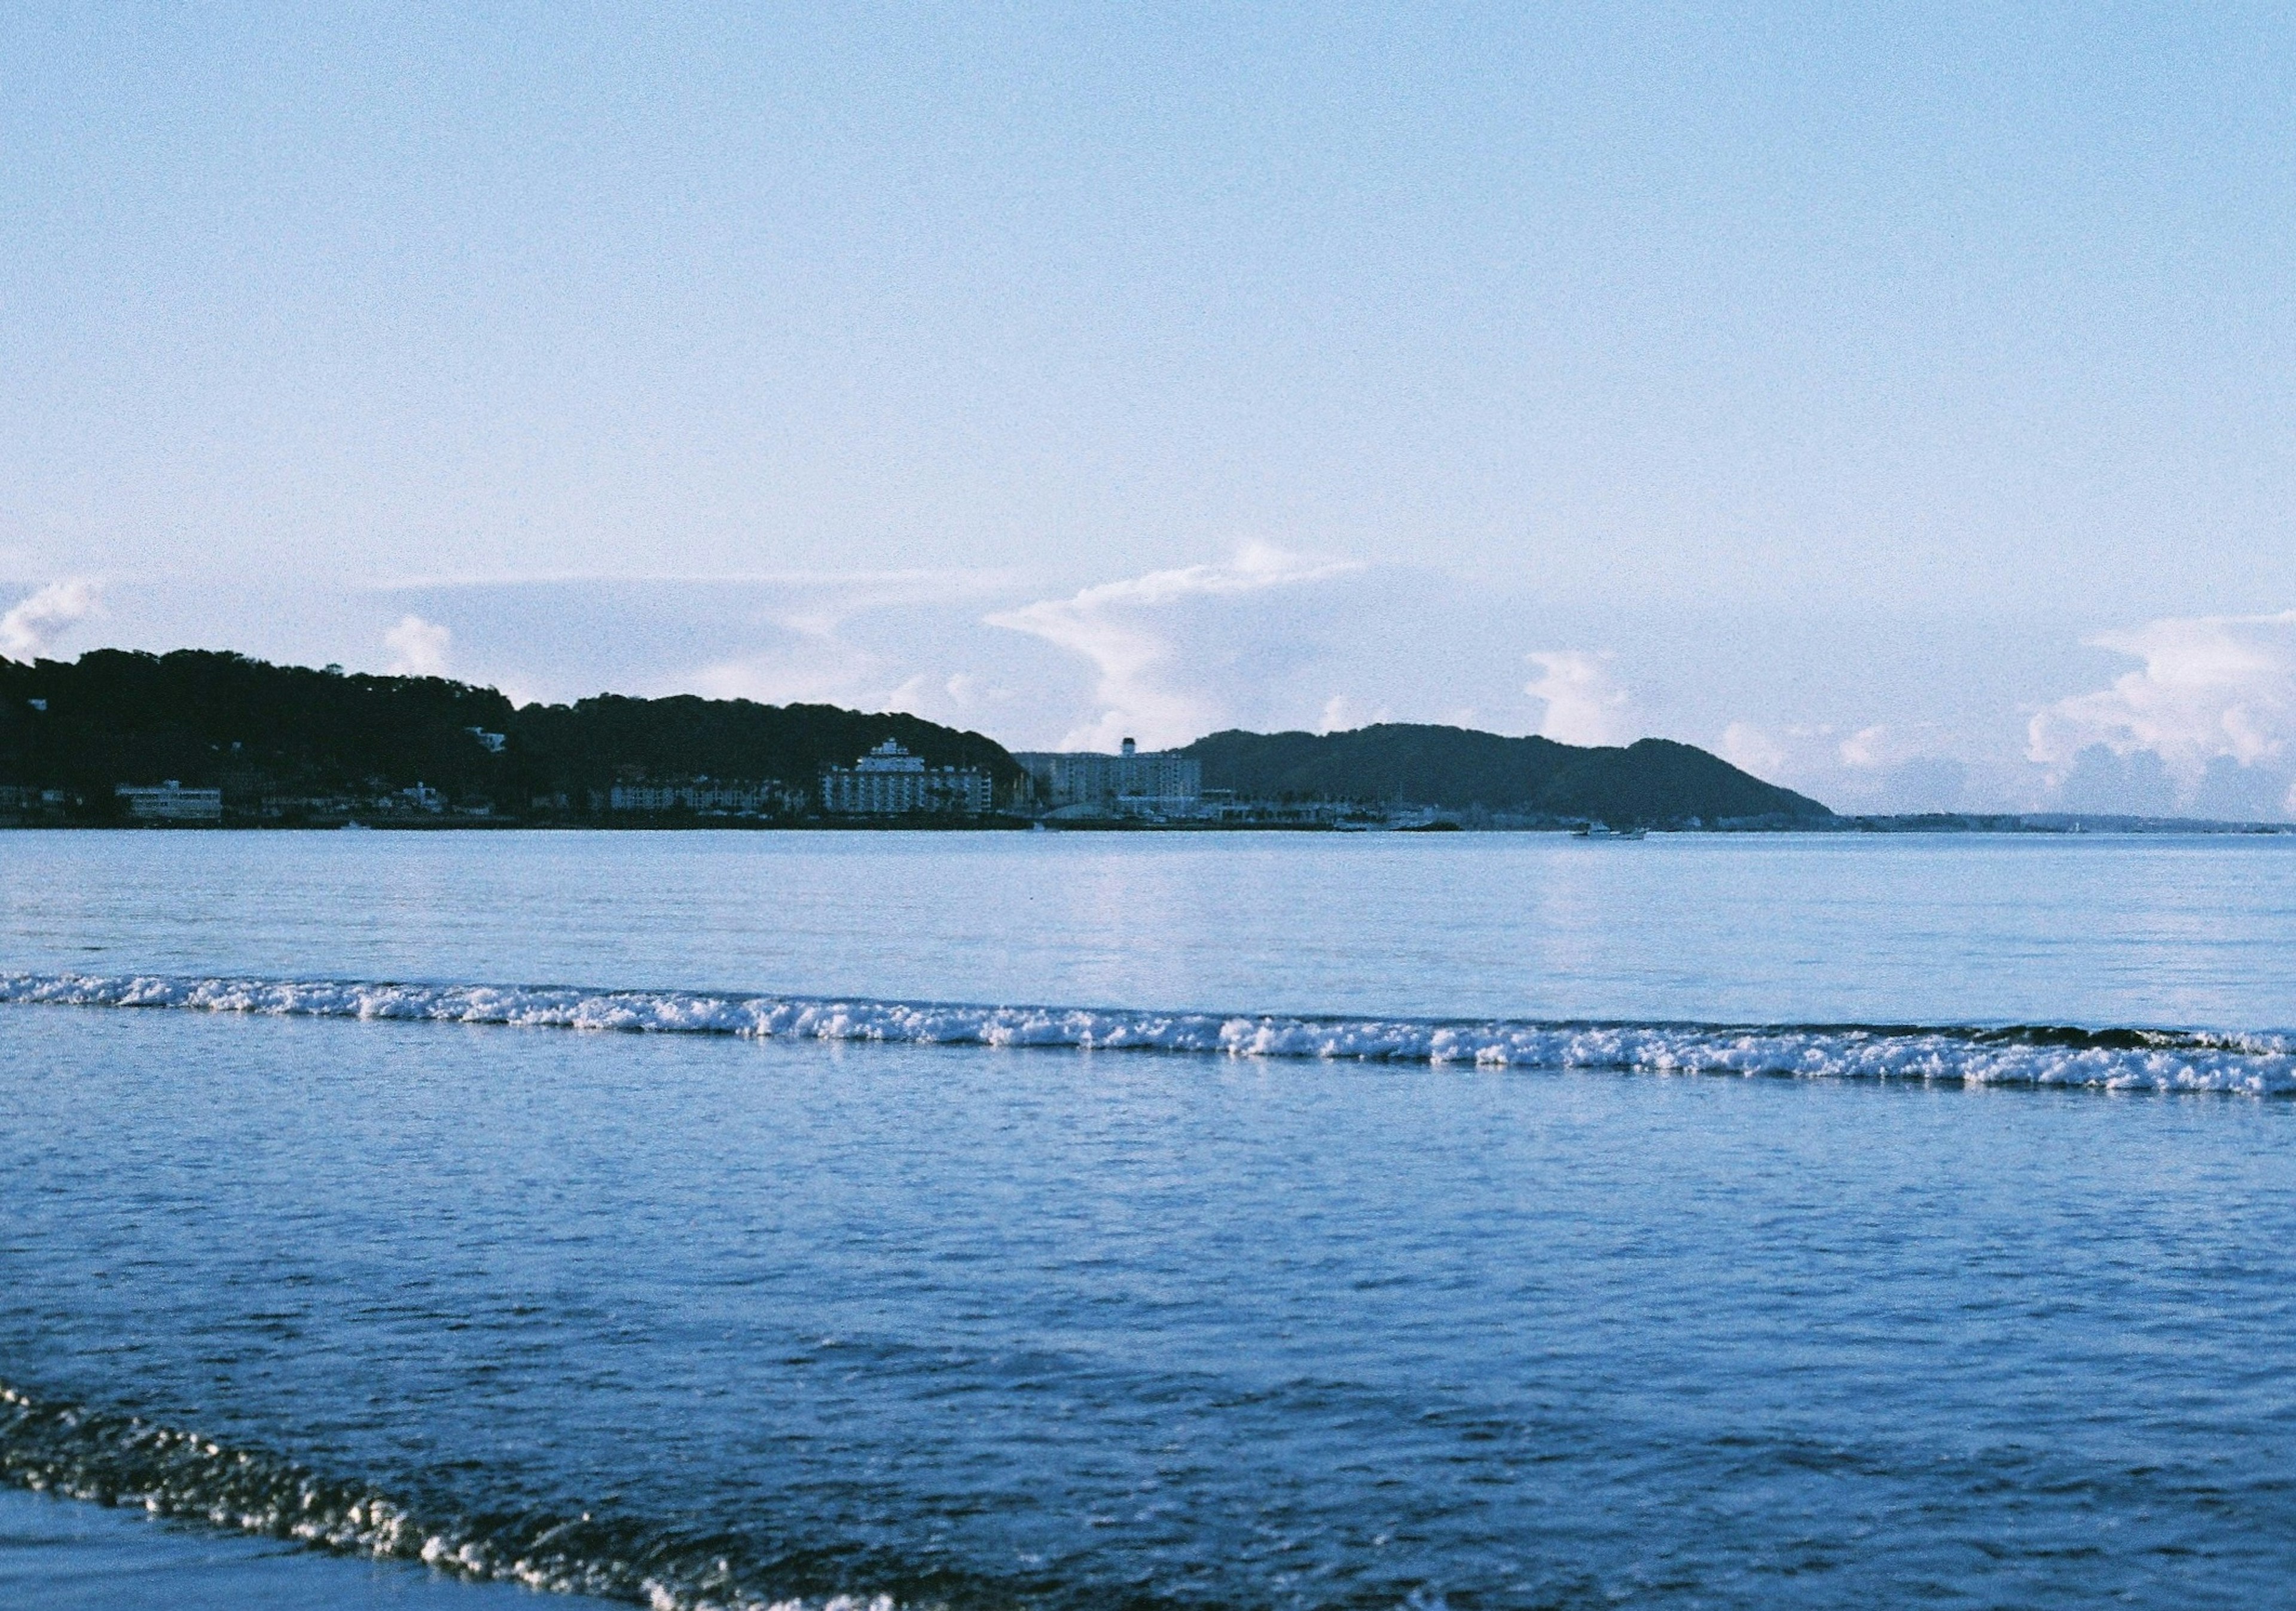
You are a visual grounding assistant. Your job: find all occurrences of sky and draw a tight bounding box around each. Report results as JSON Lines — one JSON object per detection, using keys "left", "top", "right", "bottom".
{"left": 3, "top": 4, "right": 2294, "bottom": 815}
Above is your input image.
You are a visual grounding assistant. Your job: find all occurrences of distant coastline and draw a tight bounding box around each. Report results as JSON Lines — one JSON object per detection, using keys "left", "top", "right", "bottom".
{"left": 4, "top": 647, "right": 2289, "bottom": 834}
{"left": 2, "top": 812, "right": 2285, "bottom": 835}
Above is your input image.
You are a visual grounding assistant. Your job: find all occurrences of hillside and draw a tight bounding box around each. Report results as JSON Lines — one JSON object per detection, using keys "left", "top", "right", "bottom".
{"left": 1, "top": 651, "right": 1831, "bottom": 827}
{"left": 0, "top": 649, "right": 1024, "bottom": 818}
{"left": 1181, "top": 723, "right": 1832, "bottom": 824}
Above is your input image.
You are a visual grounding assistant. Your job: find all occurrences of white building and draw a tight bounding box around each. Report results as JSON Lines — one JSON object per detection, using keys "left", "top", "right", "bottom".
{"left": 607, "top": 779, "right": 790, "bottom": 815}
{"left": 1010, "top": 738, "right": 1202, "bottom": 816}
{"left": 819, "top": 740, "right": 993, "bottom": 817}
{"left": 115, "top": 781, "right": 224, "bottom": 823}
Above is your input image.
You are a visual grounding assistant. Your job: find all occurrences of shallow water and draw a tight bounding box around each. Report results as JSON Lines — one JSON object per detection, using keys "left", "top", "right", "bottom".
{"left": 0, "top": 1486, "right": 598, "bottom": 1610}
{"left": 4, "top": 830, "right": 2295, "bottom": 1608}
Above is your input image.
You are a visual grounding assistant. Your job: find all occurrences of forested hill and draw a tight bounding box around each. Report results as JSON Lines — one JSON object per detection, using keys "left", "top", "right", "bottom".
{"left": 0, "top": 649, "right": 1024, "bottom": 810}
{"left": 2, "top": 650, "right": 1829, "bottom": 827}
{"left": 1181, "top": 724, "right": 1833, "bottom": 824}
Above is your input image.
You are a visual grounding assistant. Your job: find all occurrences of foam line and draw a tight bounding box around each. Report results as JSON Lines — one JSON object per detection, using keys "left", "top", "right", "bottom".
{"left": 0, "top": 1382, "right": 889, "bottom": 1611}
{"left": 3, "top": 971, "right": 2291, "bottom": 1093}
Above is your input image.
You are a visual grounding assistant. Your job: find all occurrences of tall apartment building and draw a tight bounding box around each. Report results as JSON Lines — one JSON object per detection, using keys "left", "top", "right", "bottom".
{"left": 1010, "top": 738, "right": 1202, "bottom": 815}
{"left": 819, "top": 740, "right": 993, "bottom": 817}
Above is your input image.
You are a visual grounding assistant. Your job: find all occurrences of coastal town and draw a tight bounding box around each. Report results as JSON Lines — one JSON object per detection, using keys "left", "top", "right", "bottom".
{"left": 36, "top": 646, "right": 2225, "bottom": 834}
{"left": 10, "top": 647, "right": 2274, "bottom": 834}
{"left": 3, "top": 648, "right": 1845, "bottom": 831}
{"left": 44, "top": 734, "right": 1442, "bottom": 830}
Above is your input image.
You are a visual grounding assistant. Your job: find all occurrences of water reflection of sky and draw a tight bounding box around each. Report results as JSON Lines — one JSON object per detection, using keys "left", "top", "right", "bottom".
{"left": 4, "top": 831, "right": 2293, "bottom": 1029}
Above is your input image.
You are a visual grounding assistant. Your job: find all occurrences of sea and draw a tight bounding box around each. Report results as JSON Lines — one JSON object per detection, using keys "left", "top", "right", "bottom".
{"left": 2, "top": 828, "right": 2294, "bottom": 1610}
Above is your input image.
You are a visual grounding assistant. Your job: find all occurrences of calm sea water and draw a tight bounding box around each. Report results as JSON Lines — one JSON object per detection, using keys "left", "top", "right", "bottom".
{"left": 4, "top": 830, "right": 2295, "bottom": 1609}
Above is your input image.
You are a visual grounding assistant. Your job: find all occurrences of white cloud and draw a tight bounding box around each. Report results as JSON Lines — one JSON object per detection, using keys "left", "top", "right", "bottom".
{"left": 688, "top": 620, "right": 884, "bottom": 708}
{"left": 1, "top": 579, "right": 102, "bottom": 660}
{"left": 2191, "top": 754, "right": 2296, "bottom": 821}
{"left": 1523, "top": 650, "right": 1635, "bottom": 747}
{"left": 985, "top": 543, "right": 1363, "bottom": 749}
{"left": 383, "top": 614, "right": 452, "bottom": 677}
{"left": 1714, "top": 612, "right": 2296, "bottom": 820}
{"left": 1317, "top": 692, "right": 1392, "bottom": 734}
{"left": 1718, "top": 720, "right": 1791, "bottom": 778}
{"left": 1834, "top": 723, "right": 1968, "bottom": 811}
{"left": 2026, "top": 609, "right": 2296, "bottom": 817}
{"left": 2029, "top": 610, "right": 2296, "bottom": 781}
{"left": 1719, "top": 720, "right": 1850, "bottom": 790}
{"left": 680, "top": 571, "right": 1021, "bottom": 713}
{"left": 883, "top": 670, "right": 1011, "bottom": 727}
{"left": 1715, "top": 719, "right": 1971, "bottom": 814}
{"left": 2052, "top": 744, "right": 2178, "bottom": 816}
{"left": 1838, "top": 722, "right": 1961, "bottom": 772}
{"left": 1837, "top": 724, "right": 1895, "bottom": 770}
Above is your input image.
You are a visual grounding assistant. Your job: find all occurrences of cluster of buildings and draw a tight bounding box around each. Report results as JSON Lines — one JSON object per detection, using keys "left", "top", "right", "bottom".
{"left": 601, "top": 741, "right": 996, "bottom": 821}
{"left": 1010, "top": 738, "right": 1204, "bottom": 820}
{"left": 591, "top": 739, "right": 1208, "bottom": 823}
{"left": 1003, "top": 742, "right": 1441, "bottom": 826}
{"left": 593, "top": 736, "right": 1217, "bottom": 823}
{"left": 83, "top": 741, "right": 1002, "bottom": 827}
{"left": 606, "top": 779, "right": 808, "bottom": 817}
{"left": 79, "top": 738, "right": 1231, "bottom": 828}
{"left": 817, "top": 739, "right": 996, "bottom": 816}
{"left": 108, "top": 781, "right": 497, "bottom": 826}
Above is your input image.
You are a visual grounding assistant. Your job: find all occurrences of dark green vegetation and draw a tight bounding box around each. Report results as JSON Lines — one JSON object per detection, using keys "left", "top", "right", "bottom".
{"left": 1182, "top": 724, "right": 1834, "bottom": 826}
{"left": 0, "top": 649, "right": 1022, "bottom": 823}
{"left": 1, "top": 648, "right": 1837, "bottom": 827}
{"left": 509, "top": 693, "right": 1021, "bottom": 800}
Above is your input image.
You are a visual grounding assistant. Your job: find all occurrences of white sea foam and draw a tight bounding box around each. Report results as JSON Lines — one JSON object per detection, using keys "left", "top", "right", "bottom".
{"left": 4, "top": 970, "right": 2292, "bottom": 1093}
{"left": 0, "top": 1381, "right": 898, "bottom": 1611}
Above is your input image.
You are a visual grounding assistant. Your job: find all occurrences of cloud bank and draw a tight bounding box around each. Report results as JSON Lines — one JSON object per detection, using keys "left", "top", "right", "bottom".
{"left": 383, "top": 615, "right": 453, "bottom": 678}
{"left": 986, "top": 544, "right": 1364, "bottom": 749}
{"left": 2029, "top": 610, "right": 2296, "bottom": 818}
{"left": 1, "top": 579, "right": 102, "bottom": 660}
{"left": 1523, "top": 651, "right": 1635, "bottom": 747}
{"left": 1714, "top": 720, "right": 1975, "bottom": 814}
{"left": 678, "top": 571, "right": 1027, "bottom": 723}
{"left": 32, "top": 562, "right": 2296, "bottom": 821}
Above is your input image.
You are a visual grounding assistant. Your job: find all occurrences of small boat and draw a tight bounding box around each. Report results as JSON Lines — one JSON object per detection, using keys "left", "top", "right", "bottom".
{"left": 1573, "top": 821, "right": 1646, "bottom": 840}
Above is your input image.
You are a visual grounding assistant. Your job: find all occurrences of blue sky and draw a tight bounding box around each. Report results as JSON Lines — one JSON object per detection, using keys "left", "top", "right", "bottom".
{"left": 4, "top": 4, "right": 2293, "bottom": 814}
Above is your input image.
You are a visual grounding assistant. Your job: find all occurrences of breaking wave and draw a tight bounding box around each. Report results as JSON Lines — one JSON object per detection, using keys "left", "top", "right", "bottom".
{"left": 0, "top": 1381, "right": 890, "bottom": 1611}
{"left": 2, "top": 971, "right": 2291, "bottom": 1093}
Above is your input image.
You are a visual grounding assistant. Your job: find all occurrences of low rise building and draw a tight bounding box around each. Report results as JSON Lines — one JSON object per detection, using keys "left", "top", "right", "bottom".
{"left": 1011, "top": 738, "right": 1202, "bottom": 817}
{"left": 0, "top": 785, "right": 72, "bottom": 823}
{"left": 820, "top": 740, "right": 993, "bottom": 817}
{"left": 115, "top": 781, "right": 224, "bottom": 824}
{"left": 255, "top": 793, "right": 364, "bottom": 823}
{"left": 607, "top": 778, "right": 793, "bottom": 816}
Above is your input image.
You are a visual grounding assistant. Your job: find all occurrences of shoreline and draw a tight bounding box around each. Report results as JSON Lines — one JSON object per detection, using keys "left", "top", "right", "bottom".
{"left": 0, "top": 817, "right": 2286, "bottom": 835}
{"left": 0, "top": 1486, "right": 606, "bottom": 1611}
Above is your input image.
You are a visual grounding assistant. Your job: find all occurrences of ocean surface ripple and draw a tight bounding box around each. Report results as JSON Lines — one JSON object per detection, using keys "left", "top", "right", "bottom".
{"left": 3, "top": 970, "right": 2290, "bottom": 1093}
{"left": 0, "top": 1383, "right": 886, "bottom": 1611}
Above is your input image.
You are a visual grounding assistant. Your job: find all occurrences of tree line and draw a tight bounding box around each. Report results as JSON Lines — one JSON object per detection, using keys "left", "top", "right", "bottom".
{"left": 0, "top": 649, "right": 1025, "bottom": 821}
